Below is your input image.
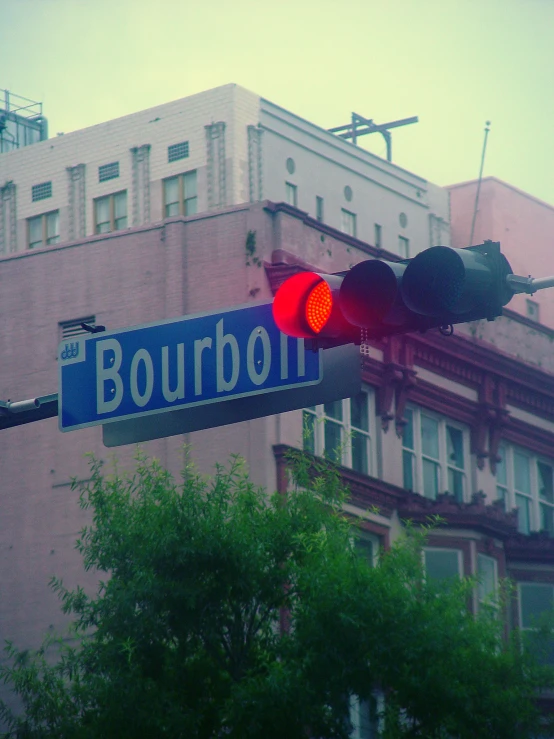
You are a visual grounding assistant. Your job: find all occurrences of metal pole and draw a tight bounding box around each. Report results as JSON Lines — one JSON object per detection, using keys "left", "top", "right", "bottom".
{"left": 507, "top": 274, "right": 554, "bottom": 295}
{"left": 469, "top": 121, "right": 491, "bottom": 246}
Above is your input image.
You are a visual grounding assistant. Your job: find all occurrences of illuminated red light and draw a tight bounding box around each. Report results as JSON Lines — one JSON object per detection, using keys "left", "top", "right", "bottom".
{"left": 273, "top": 271, "right": 333, "bottom": 338}
{"left": 306, "top": 280, "right": 332, "bottom": 333}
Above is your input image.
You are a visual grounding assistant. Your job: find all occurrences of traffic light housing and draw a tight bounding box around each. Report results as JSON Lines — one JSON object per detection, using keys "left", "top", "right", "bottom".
{"left": 272, "top": 241, "right": 514, "bottom": 347}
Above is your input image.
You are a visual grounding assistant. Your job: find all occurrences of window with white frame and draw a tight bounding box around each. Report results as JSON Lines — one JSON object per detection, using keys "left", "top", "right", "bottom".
{"left": 424, "top": 548, "right": 462, "bottom": 583}
{"left": 341, "top": 208, "right": 357, "bottom": 238}
{"left": 496, "top": 443, "right": 554, "bottom": 536}
{"left": 285, "top": 182, "right": 298, "bottom": 207}
{"left": 163, "top": 171, "right": 198, "bottom": 217}
{"left": 27, "top": 210, "right": 59, "bottom": 248}
{"left": 477, "top": 553, "right": 497, "bottom": 608}
{"left": 402, "top": 407, "right": 468, "bottom": 501}
{"left": 303, "top": 390, "right": 374, "bottom": 475}
{"left": 349, "top": 693, "right": 381, "bottom": 738}
{"left": 355, "top": 532, "right": 380, "bottom": 568}
{"left": 519, "top": 583, "right": 554, "bottom": 664}
{"left": 520, "top": 583, "right": 554, "bottom": 628}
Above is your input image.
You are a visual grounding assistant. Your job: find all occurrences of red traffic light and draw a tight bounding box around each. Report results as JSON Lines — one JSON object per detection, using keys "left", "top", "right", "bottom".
{"left": 272, "top": 242, "right": 515, "bottom": 348}
{"left": 273, "top": 271, "right": 348, "bottom": 339}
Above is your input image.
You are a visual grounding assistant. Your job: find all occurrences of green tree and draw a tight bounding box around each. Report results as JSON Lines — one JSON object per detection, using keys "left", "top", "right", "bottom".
{"left": 0, "top": 450, "right": 552, "bottom": 738}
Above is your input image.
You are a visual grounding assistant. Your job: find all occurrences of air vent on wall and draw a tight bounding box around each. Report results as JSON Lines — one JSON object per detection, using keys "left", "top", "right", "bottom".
{"left": 168, "top": 141, "right": 189, "bottom": 163}
{"left": 98, "top": 162, "right": 119, "bottom": 182}
{"left": 32, "top": 181, "right": 52, "bottom": 202}
{"left": 59, "top": 316, "right": 96, "bottom": 340}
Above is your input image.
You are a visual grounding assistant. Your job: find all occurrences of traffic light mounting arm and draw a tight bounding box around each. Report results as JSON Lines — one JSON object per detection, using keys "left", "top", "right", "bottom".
{"left": 507, "top": 273, "right": 554, "bottom": 295}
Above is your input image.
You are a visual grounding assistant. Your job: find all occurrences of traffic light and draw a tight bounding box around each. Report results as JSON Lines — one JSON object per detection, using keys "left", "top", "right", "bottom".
{"left": 272, "top": 241, "right": 514, "bottom": 347}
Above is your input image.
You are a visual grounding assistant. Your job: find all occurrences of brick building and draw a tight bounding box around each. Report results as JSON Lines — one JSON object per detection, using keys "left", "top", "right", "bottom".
{"left": 449, "top": 176, "right": 554, "bottom": 330}
{"left": 1, "top": 86, "right": 554, "bottom": 734}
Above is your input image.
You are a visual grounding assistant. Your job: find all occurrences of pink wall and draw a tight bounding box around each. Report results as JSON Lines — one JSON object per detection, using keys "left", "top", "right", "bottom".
{"left": 0, "top": 201, "right": 377, "bottom": 664}
{"left": 0, "top": 205, "right": 277, "bottom": 662}
{"left": 449, "top": 177, "right": 554, "bottom": 329}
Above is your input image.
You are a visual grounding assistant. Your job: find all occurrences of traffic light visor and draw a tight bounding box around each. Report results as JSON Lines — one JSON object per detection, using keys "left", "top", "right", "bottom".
{"left": 273, "top": 271, "right": 334, "bottom": 338}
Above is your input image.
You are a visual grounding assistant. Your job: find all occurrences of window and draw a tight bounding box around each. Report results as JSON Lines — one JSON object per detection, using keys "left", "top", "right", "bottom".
{"left": 496, "top": 444, "right": 554, "bottom": 536}
{"left": 32, "top": 181, "right": 52, "bottom": 202}
{"left": 477, "top": 554, "right": 497, "bottom": 608}
{"left": 94, "top": 191, "right": 127, "bottom": 234}
{"left": 316, "top": 196, "right": 324, "bottom": 222}
{"left": 356, "top": 533, "right": 379, "bottom": 568}
{"left": 519, "top": 583, "right": 554, "bottom": 664}
{"left": 424, "top": 548, "right": 462, "bottom": 582}
{"left": 341, "top": 209, "right": 357, "bottom": 237}
{"left": 27, "top": 211, "right": 59, "bottom": 249}
{"left": 374, "top": 224, "right": 382, "bottom": 249}
{"left": 168, "top": 141, "right": 189, "bottom": 163}
{"left": 349, "top": 694, "right": 381, "bottom": 738}
{"left": 526, "top": 299, "right": 539, "bottom": 322}
{"left": 398, "top": 236, "right": 410, "bottom": 258}
{"left": 163, "top": 171, "right": 197, "bottom": 217}
{"left": 303, "top": 390, "right": 373, "bottom": 474}
{"left": 98, "top": 161, "right": 119, "bottom": 182}
{"left": 402, "top": 407, "right": 467, "bottom": 501}
{"left": 285, "top": 182, "right": 298, "bottom": 207}
{"left": 59, "top": 316, "right": 96, "bottom": 340}
{"left": 520, "top": 583, "right": 554, "bottom": 628}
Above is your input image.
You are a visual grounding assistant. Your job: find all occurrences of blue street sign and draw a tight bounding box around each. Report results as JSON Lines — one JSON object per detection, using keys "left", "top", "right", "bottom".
{"left": 59, "top": 302, "right": 322, "bottom": 432}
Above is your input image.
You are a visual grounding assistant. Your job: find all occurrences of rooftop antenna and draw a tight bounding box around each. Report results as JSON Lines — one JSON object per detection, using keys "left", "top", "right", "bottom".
{"left": 328, "top": 113, "right": 418, "bottom": 162}
{"left": 469, "top": 121, "right": 491, "bottom": 246}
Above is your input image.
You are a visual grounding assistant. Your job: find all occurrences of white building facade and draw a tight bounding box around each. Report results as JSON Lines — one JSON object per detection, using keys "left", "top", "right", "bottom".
{"left": 0, "top": 84, "right": 450, "bottom": 259}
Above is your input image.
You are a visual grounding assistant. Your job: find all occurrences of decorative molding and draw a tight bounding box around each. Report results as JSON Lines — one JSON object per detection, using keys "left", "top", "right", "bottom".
{"left": 247, "top": 124, "right": 263, "bottom": 202}
{"left": 274, "top": 445, "right": 554, "bottom": 570}
{"left": 505, "top": 532, "right": 554, "bottom": 565}
{"left": 412, "top": 338, "right": 482, "bottom": 386}
{"left": 0, "top": 181, "right": 17, "bottom": 254}
{"left": 413, "top": 330, "right": 554, "bottom": 422}
{"left": 66, "top": 164, "right": 86, "bottom": 240}
{"left": 130, "top": 145, "right": 151, "bottom": 227}
{"left": 272, "top": 444, "right": 405, "bottom": 518}
{"left": 397, "top": 490, "right": 519, "bottom": 540}
{"left": 205, "top": 122, "right": 227, "bottom": 210}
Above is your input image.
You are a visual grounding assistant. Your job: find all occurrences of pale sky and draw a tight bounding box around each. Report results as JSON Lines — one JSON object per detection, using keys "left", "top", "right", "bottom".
{"left": 2, "top": 0, "right": 553, "bottom": 204}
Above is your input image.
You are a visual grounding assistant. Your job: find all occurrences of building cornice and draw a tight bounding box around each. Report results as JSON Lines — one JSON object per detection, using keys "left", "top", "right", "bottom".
{"left": 397, "top": 491, "right": 518, "bottom": 539}
{"left": 505, "top": 532, "right": 554, "bottom": 565}
{"left": 273, "top": 445, "right": 554, "bottom": 565}
{"left": 272, "top": 444, "right": 405, "bottom": 518}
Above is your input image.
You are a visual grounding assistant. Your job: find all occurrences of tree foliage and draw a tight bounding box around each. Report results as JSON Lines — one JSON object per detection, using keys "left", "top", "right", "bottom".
{"left": 0, "top": 450, "right": 552, "bottom": 738}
